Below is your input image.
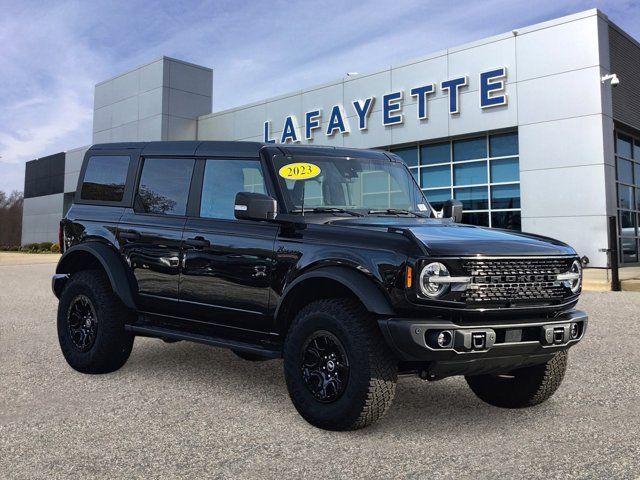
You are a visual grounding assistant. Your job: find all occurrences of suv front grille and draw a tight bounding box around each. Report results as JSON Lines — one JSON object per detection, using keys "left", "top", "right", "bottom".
{"left": 461, "top": 257, "right": 575, "bottom": 308}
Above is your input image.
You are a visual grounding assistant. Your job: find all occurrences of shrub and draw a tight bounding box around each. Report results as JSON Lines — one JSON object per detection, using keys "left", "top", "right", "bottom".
{"left": 50, "top": 243, "right": 61, "bottom": 253}
{"left": 38, "top": 242, "right": 53, "bottom": 251}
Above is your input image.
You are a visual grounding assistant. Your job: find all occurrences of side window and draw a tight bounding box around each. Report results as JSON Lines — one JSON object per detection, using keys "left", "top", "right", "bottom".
{"left": 136, "top": 158, "right": 194, "bottom": 216}
{"left": 200, "top": 159, "right": 266, "bottom": 219}
{"left": 81, "top": 155, "right": 130, "bottom": 202}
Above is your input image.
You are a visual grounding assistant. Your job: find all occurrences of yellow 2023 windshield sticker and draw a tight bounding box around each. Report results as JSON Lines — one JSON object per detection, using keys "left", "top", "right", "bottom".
{"left": 278, "top": 162, "right": 321, "bottom": 180}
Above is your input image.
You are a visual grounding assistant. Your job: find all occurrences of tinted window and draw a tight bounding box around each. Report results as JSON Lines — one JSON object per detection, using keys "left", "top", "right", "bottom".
{"left": 421, "top": 165, "right": 450, "bottom": 188}
{"left": 81, "top": 155, "right": 130, "bottom": 202}
{"left": 455, "top": 186, "right": 488, "bottom": 210}
{"left": 421, "top": 142, "right": 450, "bottom": 165}
{"left": 200, "top": 159, "right": 266, "bottom": 219}
{"left": 391, "top": 147, "right": 418, "bottom": 167}
{"left": 491, "top": 158, "right": 520, "bottom": 183}
{"left": 137, "top": 158, "right": 194, "bottom": 215}
{"left": 617, "top": 134, "right": 632, "bottom": 158}
{"left": 453, "top": 137, "right": 486, "bottom": 162}
{"left": 454, "top": 161, "right": 487, "bottom": 186}
{"left": 489, "top": 132, "right": 518, "bottom": 157}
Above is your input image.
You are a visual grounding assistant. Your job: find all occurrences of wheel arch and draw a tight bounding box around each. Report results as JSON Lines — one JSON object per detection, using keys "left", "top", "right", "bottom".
{"left": 274, "top": 266, "right": 395, "bottom": 335}
{"left": 55, "top": 243, "right": 137, "bottom": 310}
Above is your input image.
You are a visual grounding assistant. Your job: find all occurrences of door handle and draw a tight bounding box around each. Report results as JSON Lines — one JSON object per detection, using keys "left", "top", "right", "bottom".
{"left": 120, "top": 231, "right": 140, "bottom": 241}
{"left": 185, "top": 237, "right": 211, "bottom": 248}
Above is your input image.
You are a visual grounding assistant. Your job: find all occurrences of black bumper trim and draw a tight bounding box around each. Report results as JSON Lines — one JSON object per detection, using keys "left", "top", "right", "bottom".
{"left": 378, "top": 309, "right": 588, "bottom": 363}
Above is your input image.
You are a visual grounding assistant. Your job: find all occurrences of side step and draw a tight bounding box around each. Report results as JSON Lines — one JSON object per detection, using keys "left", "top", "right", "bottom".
{"left": 125, "top": 324, "right": 282, "bottom": 359}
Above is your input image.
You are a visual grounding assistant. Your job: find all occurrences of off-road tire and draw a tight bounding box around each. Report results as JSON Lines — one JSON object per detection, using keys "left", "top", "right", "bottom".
{"left": 283, "top": 298, "right": 397, "bottom": 431}
{"left": 465, "top": 351, "right": 568, "bottom": 408}
{"left": 57, "top": 270, "right": 135, "bottom": 374}
{"left": 232, "top": 349, "right": 270, "bottom": 362}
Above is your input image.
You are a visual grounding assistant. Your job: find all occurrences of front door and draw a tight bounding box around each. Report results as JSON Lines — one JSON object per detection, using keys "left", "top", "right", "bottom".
{"left": 180, "top": 157, "right": 278, "bottom": 331}
{"left": 118, "top": 157, "right": 195, "bottom": 314}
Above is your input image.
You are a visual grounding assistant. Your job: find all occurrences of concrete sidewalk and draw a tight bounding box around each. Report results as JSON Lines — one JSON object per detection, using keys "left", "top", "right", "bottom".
{"left": 583, "top": 266, "right": 640, "bottom": 292}
{"left": 0, "top": 252, "right": 61, "bottom": 266}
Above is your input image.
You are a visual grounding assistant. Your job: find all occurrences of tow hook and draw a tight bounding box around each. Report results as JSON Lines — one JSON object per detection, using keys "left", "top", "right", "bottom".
{"left": 541, "top": 323, "right": 581, "bottom": 345}
{"left": 454, "top": 329, "right": 496, "bottom": 352}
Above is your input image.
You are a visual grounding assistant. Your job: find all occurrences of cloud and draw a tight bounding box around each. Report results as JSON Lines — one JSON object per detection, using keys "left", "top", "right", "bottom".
{"left": 0, "top": 0, "right": 639, "bottom": 193}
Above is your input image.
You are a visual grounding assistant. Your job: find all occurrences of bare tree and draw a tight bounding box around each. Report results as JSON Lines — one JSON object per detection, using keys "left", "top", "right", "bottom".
{"left": 0, "top": 190, "right": 24, "bottom": 246}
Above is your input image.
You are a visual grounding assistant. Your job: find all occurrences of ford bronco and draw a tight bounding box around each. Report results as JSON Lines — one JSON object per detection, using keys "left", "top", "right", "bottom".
{"left": 53, "top": 141, "right": 587, "bottom": 430}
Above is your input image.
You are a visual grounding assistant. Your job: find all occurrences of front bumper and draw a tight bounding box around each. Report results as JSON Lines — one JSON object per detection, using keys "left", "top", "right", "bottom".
{"left": 378, "top": 309, "right": 588, "bottom": 377}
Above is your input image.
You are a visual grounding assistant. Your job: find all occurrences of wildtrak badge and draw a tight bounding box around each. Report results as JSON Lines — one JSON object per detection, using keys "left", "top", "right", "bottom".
{"left": 264, "top": 67, "right": 508, "bottom": 144}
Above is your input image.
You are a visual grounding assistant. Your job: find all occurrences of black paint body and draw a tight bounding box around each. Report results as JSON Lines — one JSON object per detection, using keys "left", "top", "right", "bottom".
{"left": 55, "top": 141, "right": 587, "bottom": 371}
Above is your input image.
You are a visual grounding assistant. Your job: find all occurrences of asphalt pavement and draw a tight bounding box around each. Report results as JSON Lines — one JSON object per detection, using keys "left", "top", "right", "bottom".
{"left": 1, "top": 260, "right": 639, "bottom": 479}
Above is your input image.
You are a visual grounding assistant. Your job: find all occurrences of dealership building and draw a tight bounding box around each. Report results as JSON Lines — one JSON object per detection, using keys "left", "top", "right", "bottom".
{"left": 22, "top": 9, "right": 640, "bottom": 268}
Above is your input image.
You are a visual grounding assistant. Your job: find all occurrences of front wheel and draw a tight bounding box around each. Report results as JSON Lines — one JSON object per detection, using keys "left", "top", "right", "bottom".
{"left": 283, "top": 298, "right": 397, "bottom": 431}
{"left": 465, "top": 351, "right": 568, "bottom": 408}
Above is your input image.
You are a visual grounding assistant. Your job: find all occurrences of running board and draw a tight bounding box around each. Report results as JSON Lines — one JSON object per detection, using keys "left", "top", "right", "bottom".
{"left": 125, "top": 324, "right": 282, "bottom": 359}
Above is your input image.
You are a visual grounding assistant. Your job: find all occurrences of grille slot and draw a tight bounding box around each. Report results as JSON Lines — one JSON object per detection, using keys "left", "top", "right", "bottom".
{"left": 462, "top": 257, "right": 575, "bottom": 307}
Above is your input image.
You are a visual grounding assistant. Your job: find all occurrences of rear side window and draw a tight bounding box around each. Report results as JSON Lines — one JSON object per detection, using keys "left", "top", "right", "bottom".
{"left": 136, "top": 158, "right": 194, "bottom": 216}
{"left": 81, "top": 155, "right": 130, "bottom": 202}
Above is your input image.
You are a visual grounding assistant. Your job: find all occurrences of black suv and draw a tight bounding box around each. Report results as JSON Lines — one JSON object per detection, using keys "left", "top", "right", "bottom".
{"left": 53, "top": 141, "right": 587, "bottom": 430}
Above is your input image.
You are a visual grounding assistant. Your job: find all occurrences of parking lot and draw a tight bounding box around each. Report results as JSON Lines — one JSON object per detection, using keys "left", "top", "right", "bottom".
{"left": 1, "top": 257, "right": 639, "bottom": 479}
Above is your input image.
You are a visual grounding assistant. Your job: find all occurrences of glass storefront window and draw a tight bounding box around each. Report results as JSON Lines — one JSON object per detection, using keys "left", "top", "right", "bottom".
{"left": 489, "top": 132, "right": 519, "bottom": 157}
{"left": 393, "top": 146, "right": 419, "bottom": 167}
{"left": 615, "top": 130, "right": 640, "bottom": 264}
{"left": 617, "top": 158, "right": 634, "bottom": 184}
{"left": 491, "top": 184, "right": 521, "bottom": 209}
{"left": 425, "top": 188, "right": 451, "bottom": 210}
{"left": 394, "top": 131, "right": 520, "bottom": 230}
{"left": 454, "top": 161, "right": 487, "bottom": 186}
{"left": 492, "top": 211, "right": 521, "bottom": 230}
{"left": 453, "top": 137, "right": 487, "bottom": 161}
{"left": 490, "top": 158, "right": 519, "bottom": 183}
{"left": 421, "top": 142, "right": 450, "bottom": 165}
{"left": 455, "top": 186, "right": 489, "bottom": 210}
{"left": 421, "top": 165, "right": 450, "bottom": 188}
{"left": 462, "top": 212, "right": 489, "bottom": 226}
{"left": 616, "top": 134, "right": 633, "bottom": 158}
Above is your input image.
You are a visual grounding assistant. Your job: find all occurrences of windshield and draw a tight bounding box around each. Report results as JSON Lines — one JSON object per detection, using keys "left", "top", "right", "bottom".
{"left": 272, "top": 154, "right": 430, "bottom": 214}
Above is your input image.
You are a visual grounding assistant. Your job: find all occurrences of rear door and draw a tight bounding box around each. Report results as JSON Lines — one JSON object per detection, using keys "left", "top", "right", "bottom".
{"left": 179, "top": 157, "right": 279, "bottom": 331}
{"left": 117, "top": 157, "right": 195, "bottom": 314}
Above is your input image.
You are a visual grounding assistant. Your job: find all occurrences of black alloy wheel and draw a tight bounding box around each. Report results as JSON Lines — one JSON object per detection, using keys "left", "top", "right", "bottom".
{"left": 67, "top": 294, "right": 98, "bottom": 352}
{"left": 301, "top": 330, "right": 350, "bottom": 403}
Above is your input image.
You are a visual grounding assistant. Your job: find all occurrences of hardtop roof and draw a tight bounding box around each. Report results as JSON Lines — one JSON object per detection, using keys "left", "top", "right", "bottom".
{"left": 88, "top": 141, "right": 394, "bottom": 161}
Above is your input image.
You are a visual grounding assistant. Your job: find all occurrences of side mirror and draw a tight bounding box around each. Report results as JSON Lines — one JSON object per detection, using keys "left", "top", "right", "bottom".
{"left": 234, "top": 192, "right": 277, "bottom": 221}
{"left": 442, "top": 199, "right": 463, "bottom": 223}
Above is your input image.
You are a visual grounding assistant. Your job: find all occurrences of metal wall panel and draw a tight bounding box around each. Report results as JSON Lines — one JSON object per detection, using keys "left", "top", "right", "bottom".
{"left": 609, "top": 26, "right": 640, "bottom": 131}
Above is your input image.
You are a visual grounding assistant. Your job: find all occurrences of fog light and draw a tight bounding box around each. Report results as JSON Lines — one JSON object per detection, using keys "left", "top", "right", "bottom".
{"left": 437, "top": 331, "right": 452, "bottom": 348}
{"left": 427, "top": 330, "right": 453, "bottom": 349}
{"left": 570, "top": 323, "right": 579, "bottom": 339}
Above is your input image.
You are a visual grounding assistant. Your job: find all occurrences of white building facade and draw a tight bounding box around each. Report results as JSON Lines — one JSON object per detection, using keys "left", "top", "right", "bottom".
{"left": 22, "top": 9, "right": 640, "bottom": 268}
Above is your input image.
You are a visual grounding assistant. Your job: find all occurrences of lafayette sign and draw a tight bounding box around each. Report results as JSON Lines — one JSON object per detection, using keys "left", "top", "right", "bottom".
{"left": 264, "top": 67, "right": 508, "bottom": 144}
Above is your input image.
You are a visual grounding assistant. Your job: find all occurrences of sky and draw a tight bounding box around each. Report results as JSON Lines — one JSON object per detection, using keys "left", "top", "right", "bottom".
{"left": 1, "top": 0, "right": 639, "bottom": 194}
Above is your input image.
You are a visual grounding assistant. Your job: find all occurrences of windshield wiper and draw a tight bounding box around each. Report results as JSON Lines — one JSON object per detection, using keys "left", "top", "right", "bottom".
{"left": 291, "top": 207, "right": 364, "bottom": 217}
{"left": 367, "top": 208, "right": 426, "bottom": 217}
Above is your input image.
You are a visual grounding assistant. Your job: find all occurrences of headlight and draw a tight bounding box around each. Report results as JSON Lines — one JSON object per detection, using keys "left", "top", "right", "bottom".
{"left": 569, "top": 259, "right": 582, "bottom": 294}
{"left": 419, "top": 262, "right": 451, "bottom": 298}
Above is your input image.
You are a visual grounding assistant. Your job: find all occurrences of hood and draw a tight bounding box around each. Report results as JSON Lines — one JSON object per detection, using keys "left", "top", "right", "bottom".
{"left": 328, "top": 217, "right": 575, "bottom": 257}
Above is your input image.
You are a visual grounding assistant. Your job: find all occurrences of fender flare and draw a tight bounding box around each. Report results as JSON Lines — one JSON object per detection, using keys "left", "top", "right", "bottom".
{"left": 275, "top": 265, "right": 396, "bottom": 320}
{"left": 56, "top": 243, "right": 137, "bottom": 309}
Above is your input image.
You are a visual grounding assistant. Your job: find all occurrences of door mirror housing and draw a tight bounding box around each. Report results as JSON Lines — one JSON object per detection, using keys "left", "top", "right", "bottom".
{"left": 442, "top": 199, "right": 463, "bottom": 223}
{"left": 234, "top": 192, "right": 277, "bottom": 221}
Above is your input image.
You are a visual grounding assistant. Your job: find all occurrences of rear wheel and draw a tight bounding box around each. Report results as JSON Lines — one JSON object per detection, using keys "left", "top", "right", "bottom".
{"left": 465, "top": 351, "right": 568, "bottom": 408}
{"left": 57, "top": 270, "right": 134, "bottom": 374}
{"left": 283, "top": 298, "right": 397, "bottom": 431}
